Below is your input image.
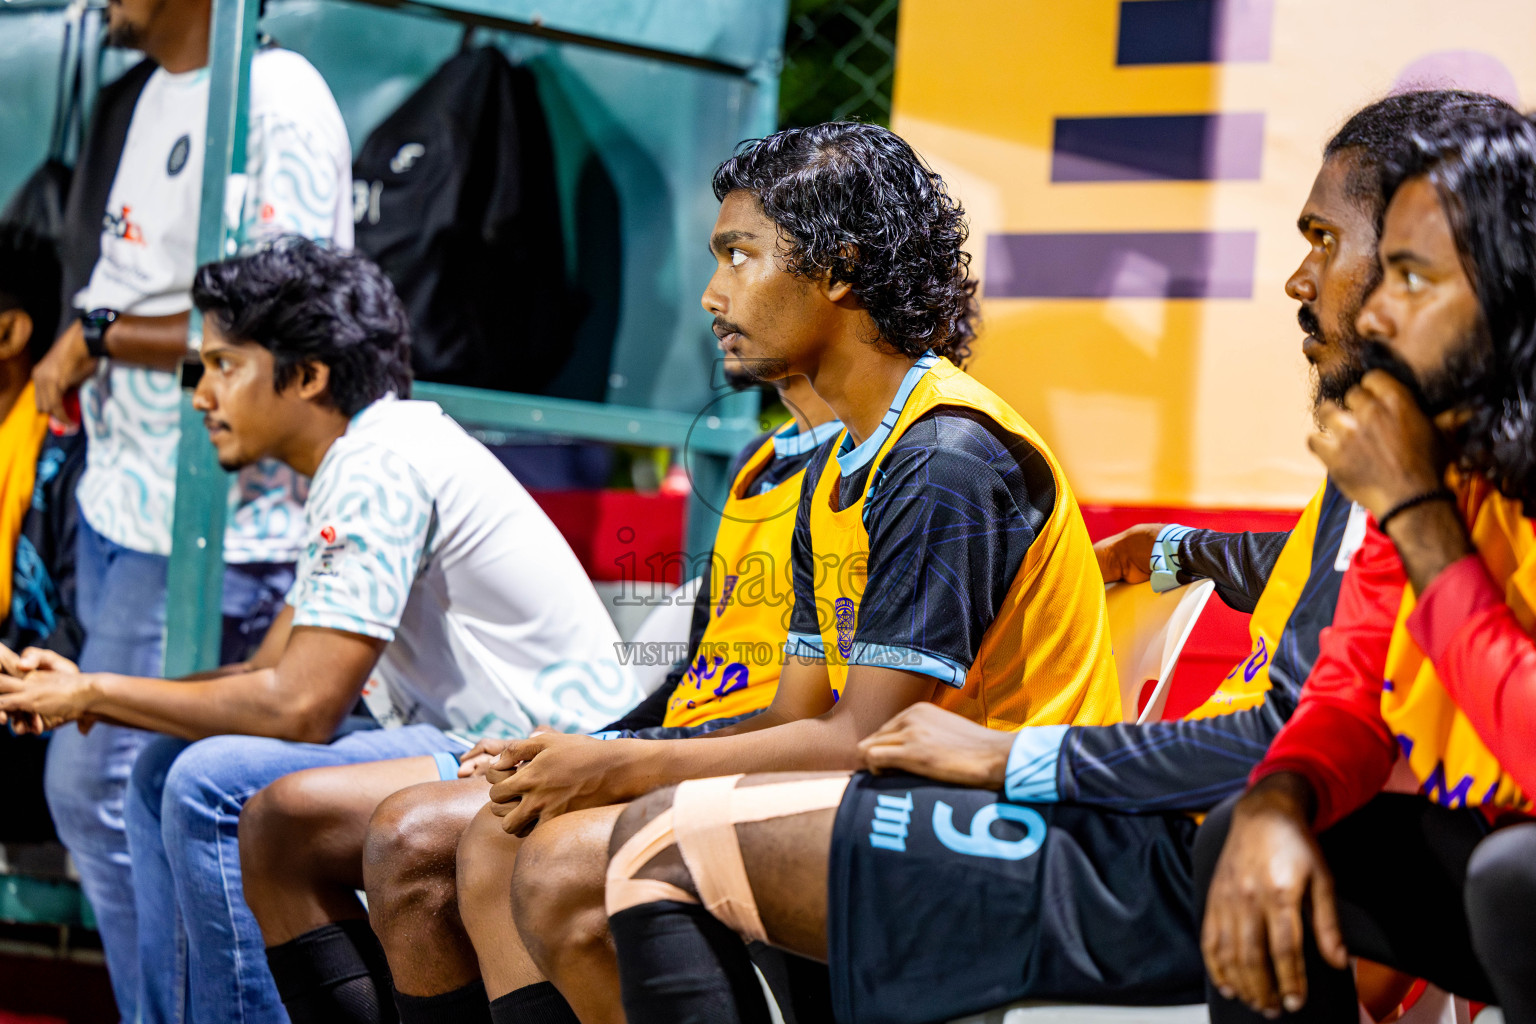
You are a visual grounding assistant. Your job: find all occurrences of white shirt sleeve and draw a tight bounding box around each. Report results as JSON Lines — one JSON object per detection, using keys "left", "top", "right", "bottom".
{"left": 289, "top": 443, "right": 433, "bottom": 641}
{"left": 242, "top": 50, "right": 354, "bottom": 248}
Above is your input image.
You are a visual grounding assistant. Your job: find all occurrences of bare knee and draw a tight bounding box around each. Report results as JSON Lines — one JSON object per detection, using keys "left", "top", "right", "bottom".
{"left": 512, "top": 808, "right": 622, "bottom": 970}
{"left": 239, "top": 769, "right": 337, "bottom": 888}
{"left": 363, "top": 783, "right": 470, "bottom": 941}
{"left": 456, "top": 803, "right": 522, "bottom": 929}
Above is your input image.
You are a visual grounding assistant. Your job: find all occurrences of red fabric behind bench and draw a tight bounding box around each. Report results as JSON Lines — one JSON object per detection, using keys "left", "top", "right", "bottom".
{"left": 529, "top": 489, "right": 1305, "bottom": 721}
{"left": 1080, "top": 505, "right": 1304, "bottom": 719}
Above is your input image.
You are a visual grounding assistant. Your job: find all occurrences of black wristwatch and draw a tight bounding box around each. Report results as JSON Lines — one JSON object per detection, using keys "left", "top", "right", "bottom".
{"left": 80, "top": 308, "right": 119, "bottom": 359}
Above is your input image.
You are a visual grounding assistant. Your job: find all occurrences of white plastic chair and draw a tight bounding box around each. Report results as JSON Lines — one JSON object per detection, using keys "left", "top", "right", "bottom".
{"left": 626, "top": 575, "right": 703, "bottom": 695}
{"left": 1104, "top": 579, "right": 1216, "bottom": 724}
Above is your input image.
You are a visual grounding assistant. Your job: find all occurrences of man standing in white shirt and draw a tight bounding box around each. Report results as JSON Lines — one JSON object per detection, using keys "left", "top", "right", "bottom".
{"left": 0, "top": 239, "right": 641, "bottom": 1024}
{"left": 26, "top": 0, "right": 353, "bottom": 1017}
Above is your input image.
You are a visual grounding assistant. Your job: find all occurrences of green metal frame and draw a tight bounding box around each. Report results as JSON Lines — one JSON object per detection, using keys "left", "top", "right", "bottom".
{"left": 162, "top": 0, "right": 259, "bottom": 677}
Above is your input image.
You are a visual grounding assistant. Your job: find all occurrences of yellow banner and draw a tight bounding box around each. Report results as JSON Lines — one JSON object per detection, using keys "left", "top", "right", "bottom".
{"left": 891, "top": 0, "right": 1535, "bottom": 509}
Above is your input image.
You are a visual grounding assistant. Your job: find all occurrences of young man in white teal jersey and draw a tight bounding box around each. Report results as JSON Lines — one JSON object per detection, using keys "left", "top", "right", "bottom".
{"left": 1, "top": 240, "right": 640, "bottom": 1023}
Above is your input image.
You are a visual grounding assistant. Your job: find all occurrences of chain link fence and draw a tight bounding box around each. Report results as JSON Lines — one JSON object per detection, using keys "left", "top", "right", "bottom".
{"left": 779, "top": 0, "right": 899, "bottom": 128}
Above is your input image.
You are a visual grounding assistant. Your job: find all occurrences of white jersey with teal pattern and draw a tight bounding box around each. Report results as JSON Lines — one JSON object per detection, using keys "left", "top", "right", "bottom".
{"left": 289, "top": 396, "right": 642, "bottom": 743}
{"left": 73, "top": 48, "right": 352, "bottom": 562}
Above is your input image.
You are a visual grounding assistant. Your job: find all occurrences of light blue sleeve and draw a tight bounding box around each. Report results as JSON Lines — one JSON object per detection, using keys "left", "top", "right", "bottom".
{"left": 289, "top": 444, "right": 433, "bottom": 642}
{"left": 1003, "top": 725, "right": 1070, "bottom": 803}
{"left": 1150, "top": 524, "right": 1197, "bottom": 593}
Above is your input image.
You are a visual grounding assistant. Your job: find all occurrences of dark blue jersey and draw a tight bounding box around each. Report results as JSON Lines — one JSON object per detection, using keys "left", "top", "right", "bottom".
{"left": 787, "top": 406, "right": 1055, "bottom": 683}
{"left": 1012, "top": 481, "right": 1357, "bottom": 814}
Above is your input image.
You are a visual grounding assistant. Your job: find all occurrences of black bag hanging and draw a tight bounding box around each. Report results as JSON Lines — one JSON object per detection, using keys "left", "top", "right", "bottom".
{"left": 352, "top": 47, "right": 573, "bottom": 393}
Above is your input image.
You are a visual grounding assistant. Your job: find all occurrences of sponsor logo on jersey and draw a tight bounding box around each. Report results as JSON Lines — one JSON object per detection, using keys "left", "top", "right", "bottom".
{"left": 715, "top": 574, "right": 739, "bottom": 617}
{"left": 167, "top": 134, "right": 191, "bottom": 176}
{"left": 390, "top": 143, "right": 426, "bottom": 174}
{"left": 868, "top": 791, "right": 913, "bottom": 852}
{"left": 314, "top": 524, "right": 345, "bottom": 576}
{"left": 103, "top": 205, "right": 146, "bottom": 245}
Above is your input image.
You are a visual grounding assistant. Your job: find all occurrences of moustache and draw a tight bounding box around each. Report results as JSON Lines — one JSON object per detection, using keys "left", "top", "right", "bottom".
{"left": 712, "top": 318, "right": 746, "bottom": 339}
{"left": 1297, "top": 305, "right": 1322, "bottom": 339}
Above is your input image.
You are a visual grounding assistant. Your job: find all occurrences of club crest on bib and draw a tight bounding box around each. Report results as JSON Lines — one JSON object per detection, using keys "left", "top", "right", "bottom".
{"left": 835, "top": 597, "right": 856, "bottom": 659}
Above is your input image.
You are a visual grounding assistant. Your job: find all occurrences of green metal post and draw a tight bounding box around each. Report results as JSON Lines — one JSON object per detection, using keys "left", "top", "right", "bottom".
{"left": 162, "top": 0, "right": 257, "bottom": 677}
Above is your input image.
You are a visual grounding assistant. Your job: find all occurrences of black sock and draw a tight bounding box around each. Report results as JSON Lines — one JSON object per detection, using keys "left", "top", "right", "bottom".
{"left": 266, "top": 919, "right": 398, "bottom": 1024}
{"left": 608, "top": 901, "right": 771, "bottom": 1024}
{"left": 488, "top": 981, "right": 580, "bottom": 1024}
{"left": 394, "top": 979, "right": 492, "bottom": 1024}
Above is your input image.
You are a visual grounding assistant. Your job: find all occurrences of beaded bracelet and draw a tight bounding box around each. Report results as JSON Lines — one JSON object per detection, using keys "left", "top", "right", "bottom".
{"left": 1376, "top": 487, "right": 1456, "bottom": 534}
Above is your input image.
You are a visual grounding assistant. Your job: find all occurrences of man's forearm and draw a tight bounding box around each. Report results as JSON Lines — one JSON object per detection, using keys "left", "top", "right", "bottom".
{"left": 606, "top": 714, "right": 866, "bottom": 800}
{"left": 1054, "top": 698, "right": 1294, "bottom": 813}
{"left": 1178, "top": 529, "right": 1290, "bottom": 613}
{"left": 89, "top": 669, "right": 343, "bottom": 743}
{"left": 103, "top": 312, "right": 190, "bottom": 371}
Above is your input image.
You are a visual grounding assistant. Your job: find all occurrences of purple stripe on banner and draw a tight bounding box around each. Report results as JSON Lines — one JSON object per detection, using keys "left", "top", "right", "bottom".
{"left": 1117, "top": 0, "right": 1274, "bottom": 65}
{"left": 1052, "top": 113, "right": 1265, "bottom": 182}
{"left": 985, "top": 231, "right": 1257, "bottom": 299}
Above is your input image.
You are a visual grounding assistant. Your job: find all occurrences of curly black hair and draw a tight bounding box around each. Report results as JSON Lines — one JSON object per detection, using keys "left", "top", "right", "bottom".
{"left": 193, "top": 237, "right": 412, "bottom": 416}
{"left": 712, "top": 122, "right": 978, "bottom": 366}
{"left": 1379, "top": 107, "right": 1536, "bottom": 513}
{"left": 1324, "top": 89, "right": 1516, "bottom": 225}
{"left": 0, "top": 221, "right": 62, "bottom": 363}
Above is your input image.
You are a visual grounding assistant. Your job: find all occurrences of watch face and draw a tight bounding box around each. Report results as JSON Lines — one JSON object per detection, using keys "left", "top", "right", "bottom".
{"left": 83, "top": 309, "right": 117, "bottom": 355}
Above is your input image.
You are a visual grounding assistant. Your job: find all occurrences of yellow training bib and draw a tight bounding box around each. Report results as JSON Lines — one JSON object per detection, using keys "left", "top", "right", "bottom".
{"left": 1185, "top": 483, "right": 1329, "bottom": 721}
{"left": 806, "top": 358, "right": 1120, "bottom": 730}
{"left": 1381, "top": 474, "right": 1533, "bottom": 814}
{"left": 663, "top": 428, "right": 812, "bottom": 728}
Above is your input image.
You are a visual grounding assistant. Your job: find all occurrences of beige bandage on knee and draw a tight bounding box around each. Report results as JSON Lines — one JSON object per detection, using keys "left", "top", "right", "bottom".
{"left": 606, "top": 808, "right": 697, "bottom": 915}
{"left": 604, "top": 773, "right": 852, "bottom": 937}
{"left": 673, "top": 774, "right": 851, "bottom": 943}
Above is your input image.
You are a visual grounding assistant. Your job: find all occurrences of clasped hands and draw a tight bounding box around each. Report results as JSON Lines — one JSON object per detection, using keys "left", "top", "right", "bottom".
{"left": 470, "top": 702, "right": 1016, "bottom": 839}
{"left": 0, "top": 644, "right": 97, "bottom": 734}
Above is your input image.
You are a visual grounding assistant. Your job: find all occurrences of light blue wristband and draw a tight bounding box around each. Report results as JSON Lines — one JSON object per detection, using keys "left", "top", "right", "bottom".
{"left": 1003, "top": 725, "right": 1069, "bottom": 803}
{"left": 1150, "top": 524, "right": 1197, "bottom": 593}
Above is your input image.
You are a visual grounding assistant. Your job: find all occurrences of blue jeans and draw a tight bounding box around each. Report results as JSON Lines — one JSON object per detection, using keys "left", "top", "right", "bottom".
{"left": 43, "top": 519, "right": 294, "bottom": 1024}
{"left": 127, "top": 724, "right": 467, "bottom": 1024}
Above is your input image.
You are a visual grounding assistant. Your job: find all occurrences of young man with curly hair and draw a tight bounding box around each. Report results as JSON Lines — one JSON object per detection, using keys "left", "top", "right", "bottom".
{"left": 362, "top": 120, "right": 1120, "bottom": 1024}
{"left": 0, "top": 239, "right": 638, "bottom": 1024}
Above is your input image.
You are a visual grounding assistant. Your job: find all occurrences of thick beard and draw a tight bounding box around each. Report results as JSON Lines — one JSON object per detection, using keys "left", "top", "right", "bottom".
{"left": 1420, "top": 330, "right": 1493, "bottom": 416}
{"left": 1355, "top": 333, "right": 1491, "bottom": 419}
{"left": 1308, "top": 310, "right": 1368, "bottom": 417}
{"left": 1313, "top": 359, "right": 1366, "bottom": 410}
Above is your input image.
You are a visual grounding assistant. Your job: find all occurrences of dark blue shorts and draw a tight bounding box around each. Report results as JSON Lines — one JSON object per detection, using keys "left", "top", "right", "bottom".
{"left": 826, "top": 772, "right": 1204, "bottom": 1024}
